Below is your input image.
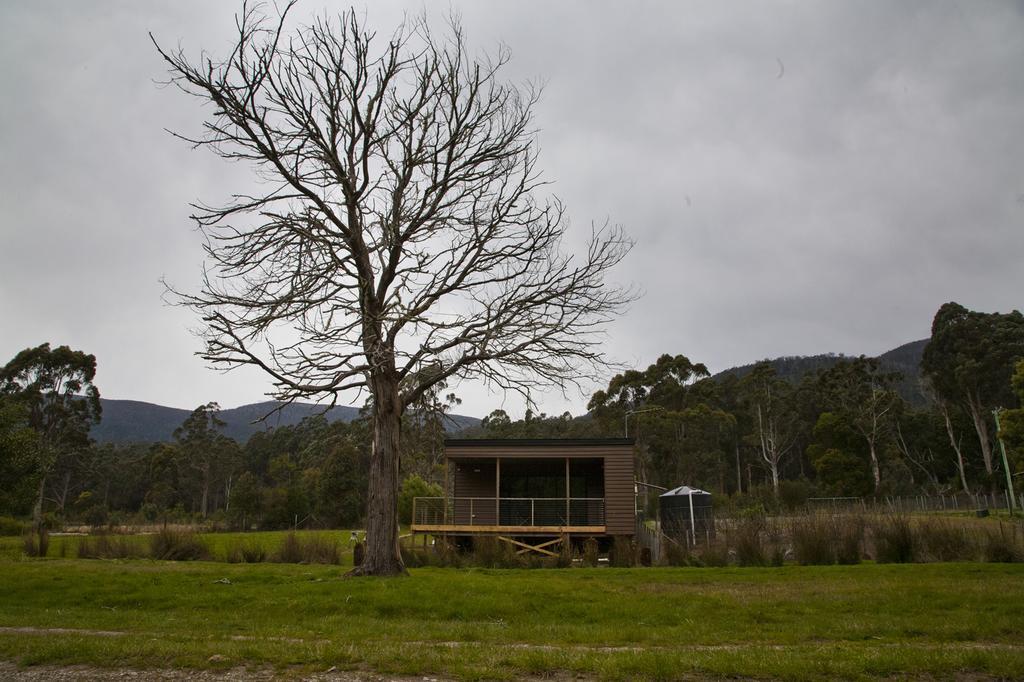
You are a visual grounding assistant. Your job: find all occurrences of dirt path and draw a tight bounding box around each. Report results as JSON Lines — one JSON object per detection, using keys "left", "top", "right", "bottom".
{"left": 2, "top": 627, "right": 1021, "bottom": 681}
{"left": 0, "top": 661, "right": 445, "bottom": 681}
{"left": 3, "top": 626, "right": 1023, "bottom": 654}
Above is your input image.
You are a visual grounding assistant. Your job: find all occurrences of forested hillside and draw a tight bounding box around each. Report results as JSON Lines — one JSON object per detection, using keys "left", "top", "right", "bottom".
{"left": 90, "top": 399, "right": 480, "bottom": 444}
{"left": 713, "top": 339, "right": 928, "bottom": 405}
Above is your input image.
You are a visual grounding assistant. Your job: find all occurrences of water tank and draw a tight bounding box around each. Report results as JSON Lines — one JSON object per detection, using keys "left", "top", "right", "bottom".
{"left": 659, "top": 485, "right": 714, "bottom": 545}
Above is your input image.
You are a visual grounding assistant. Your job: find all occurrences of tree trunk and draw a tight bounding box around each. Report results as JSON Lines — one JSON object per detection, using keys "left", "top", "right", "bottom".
{"left": 224, "top": 474, "right": 233, "bottom": 513}
{"left": 965, "top": 392, "right": 994, "bottom": 477}
{"left": 201, "top": 463, "right": 210, "bottom": 518}
{"left": 941, "top": 404, "right": 970, "bottom": 494}
{"left": 57, "top": 469, "right": 72, "bottom": 513}
{"left": 734, "top": 442, "right": 742, "bottom": 495}
{"left": 350, "top": 375, "right": 406, "bottom": 576}
{"left": 867, "top": 439, "right": 881, "bottom": 493}
{"left": 33, "top": 475, "right": 46, "bottom": 527}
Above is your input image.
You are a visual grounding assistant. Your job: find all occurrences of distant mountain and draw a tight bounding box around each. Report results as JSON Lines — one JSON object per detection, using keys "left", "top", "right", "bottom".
{"left": 712, "top": 338, "right": 929, "bottom": 406}
{"left": 91, "top": 399, "right": 481, "bottom": 444}
{"left": 91, "top": 340, "right": 930, "bottom": 443}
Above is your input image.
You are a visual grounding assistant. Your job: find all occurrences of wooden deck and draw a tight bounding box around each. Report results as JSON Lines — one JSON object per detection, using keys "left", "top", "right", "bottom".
{"left": 411, "top": 523, "right": 607, "bottom": 536}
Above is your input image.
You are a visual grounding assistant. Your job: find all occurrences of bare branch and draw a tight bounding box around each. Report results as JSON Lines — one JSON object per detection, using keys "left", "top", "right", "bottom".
{"left": 155, "top": 6, "right": 634, "bottom": 408}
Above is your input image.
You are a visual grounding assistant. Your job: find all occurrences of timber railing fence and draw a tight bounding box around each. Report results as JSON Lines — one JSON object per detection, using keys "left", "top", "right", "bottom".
{"left": 412, "top": 496, "right": 606, "bottom": 528}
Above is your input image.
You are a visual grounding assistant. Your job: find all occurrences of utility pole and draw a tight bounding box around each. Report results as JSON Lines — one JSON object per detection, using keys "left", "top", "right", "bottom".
{"left": 624, "top": 406, "right": 664, "bottom": 437}
{"left": 993, "top": 408, "right": 1017, "bottom": 516}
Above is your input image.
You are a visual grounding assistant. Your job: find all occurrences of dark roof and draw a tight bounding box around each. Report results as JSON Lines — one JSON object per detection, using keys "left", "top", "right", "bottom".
{"left": 444, "top": 438, "right": 634, "bottom": 447}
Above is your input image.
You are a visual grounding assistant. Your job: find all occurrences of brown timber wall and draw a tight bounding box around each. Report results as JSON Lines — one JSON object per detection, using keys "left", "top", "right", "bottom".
{"left": 451, "top": 459, "right": 497, "bottom": 525}
{"left": 445, "top": 442, "right": 636, "bottom": 535}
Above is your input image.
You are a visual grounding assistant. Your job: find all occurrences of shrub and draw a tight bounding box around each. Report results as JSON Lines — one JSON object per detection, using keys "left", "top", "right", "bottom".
{"left": 555, "top": 537, "right": 573, "bottom": 568}
{"left": 22, "top": 527, "right": 49, "bottom": 558}
{"left": 733, "top": 517, "right": 767, "bottom": 567}
{"left": 226, "top": 539, "right": 267, "bottom": 564}
{"left": 397, "top": 474, "right": 442, "bottom": 525}
{"left": 778, "top": 479, "right": 814, "bottom": 511}
{"left": 435, "top": 543, "right": 463, "bottom": 568}
{"left": 790, "top": 514, "right": 835, "bottom": 565}
{"left": 300, "top": 534, "right": 341, "bottom": 565}
{"left": 981, "top": 525, "right": 1023, "bottom": 563}
{"left": 872, "top": 515, "right": 915, "bottom": 563}
{"left": 608, "top": 536, "right": 634, "bottom": 567}
{"left": 150, "top": 528, "right": 211, "bottom": 561}
{"left": 582, "top": 537, "right": 599, "bottom": 567}
{"left": 470, "top": 536, "right": 521, "bottom": 568}
{"left": 242, "top": 542, "right": 268, "bottom": 563}
{"left": 834, "top": 515, "right": 864, "bottom": 565}
{"left": 697, "top": 539, "right": 730, "bottom": 568}
{"left": 662, "top": 538, "right": 690, "bottom": 567}
{"left": 0, "top": 516, "right": 26, "bottom": 537}
{"left": 916, "top": 518, "right": 974, "bottom": 562}
{"left": 399, "top": 544, "right": 423, "bottom": 568}
{"left": 273, "top": 532, "right": 304, "bottom": 563}
{"left": 77, "top": 534, "right": 138, "bottom": 559}
{"left": 270, "top": 532, "right": 342, "bottom": 565}
{"left": 522, "top": 553, "right": 549, "bottom": 569}
{"left": 139, "top": 503, "right": 159, "bottom": 523}
{"left": 82, "top": 504, "right": 109, "bottom": 528}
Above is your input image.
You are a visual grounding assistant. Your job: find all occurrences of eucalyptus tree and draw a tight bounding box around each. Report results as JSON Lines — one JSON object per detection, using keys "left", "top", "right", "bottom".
{"left": 920, "top": 377, "right": 972, "bottom": 494}
{"left": 922, "top": 302, "right": 1024, "bottom": 483}
{"left": 998, "top": 360, "right": 1024, "bottom": 476}
{"left": 154, "top": 4, "right": 633, "bottom": 575}
{"left": 173, "top": 402, "right": 239, "bottom": 518}
{"left": 589, "top": 354, "right": 711, "bottom": 414}
{"left": 0, "top": 344, "right": 101, "bottom": 525}
{"left": 739, "top": 362, "right": 800, "bottom": 496}
{"left": 589, "top": 354, "right": 715, "bottom": 488}
{"left": 0, "top": 398, "right": 41, "bottom": 515}
{"left": 817, "top": 357, "right": 901, "bottom": 493}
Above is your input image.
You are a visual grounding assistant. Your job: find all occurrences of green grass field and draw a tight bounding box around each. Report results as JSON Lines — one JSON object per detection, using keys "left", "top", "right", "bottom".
{"left": 1, "top": 553, "right": 1023, "bottom": 680}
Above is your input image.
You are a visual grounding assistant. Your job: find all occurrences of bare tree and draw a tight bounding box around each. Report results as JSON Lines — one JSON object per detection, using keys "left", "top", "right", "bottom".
{"left": 153, "top": 4, "right": 634, "bottom": 575}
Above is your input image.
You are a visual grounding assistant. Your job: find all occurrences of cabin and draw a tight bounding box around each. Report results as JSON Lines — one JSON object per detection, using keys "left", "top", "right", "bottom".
{"left": 410, "top": 438, "right": 636, "bottom": 556}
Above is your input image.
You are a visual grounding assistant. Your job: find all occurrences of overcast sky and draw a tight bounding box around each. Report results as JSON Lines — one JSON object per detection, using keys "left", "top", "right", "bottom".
{"left": 2, "top": 1, "right": 1022, "bottom": 418}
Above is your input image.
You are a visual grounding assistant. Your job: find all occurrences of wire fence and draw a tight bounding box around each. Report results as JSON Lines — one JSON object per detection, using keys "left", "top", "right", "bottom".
{"left": 806, "top": 492, "right": 1024, "bottom": 515}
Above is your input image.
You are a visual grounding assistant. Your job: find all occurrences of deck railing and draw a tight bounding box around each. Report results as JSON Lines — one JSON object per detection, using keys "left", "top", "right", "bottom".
{"left": 412, "top": 497, "right": 605, "bottom": 528}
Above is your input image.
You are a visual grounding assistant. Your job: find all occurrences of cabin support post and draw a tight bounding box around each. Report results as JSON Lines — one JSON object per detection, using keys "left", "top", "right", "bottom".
{"left": 565, "top": 457, "right": 570, "bottom": 526}
{"left": 495, "top": 457, "right": 501, "bottom": 525}
{"left": 442, "top": 458, "right": 449, "bottom": 525}
{"left": 442, "top": 458, "right": 449, "bottom": 548}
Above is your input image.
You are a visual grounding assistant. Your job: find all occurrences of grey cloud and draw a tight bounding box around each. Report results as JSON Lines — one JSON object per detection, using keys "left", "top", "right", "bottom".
{"left": 1, "top": 1, "right": 1021, "bottom": 418}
